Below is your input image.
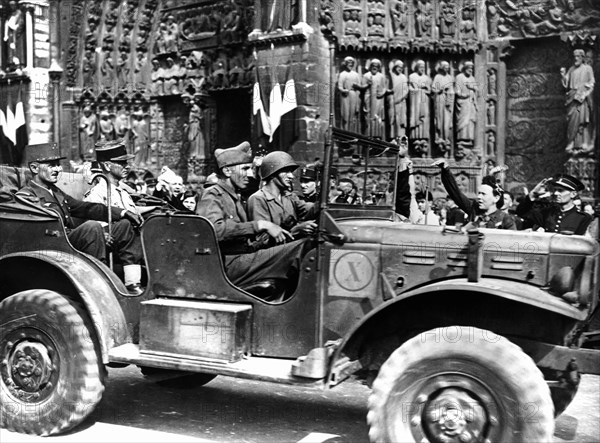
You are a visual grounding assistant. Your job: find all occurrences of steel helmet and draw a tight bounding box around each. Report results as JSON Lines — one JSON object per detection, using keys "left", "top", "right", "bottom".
{"left": 260, "top": 151, "right": 298, "bottom": 179}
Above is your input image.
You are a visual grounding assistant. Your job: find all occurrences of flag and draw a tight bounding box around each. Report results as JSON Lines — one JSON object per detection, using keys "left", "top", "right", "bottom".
{"left": 5, "top": 93, "right": 16, "bottom": 145}
{"left": 14, "top": 83, "right": 28, "bottom": 164}
{"left": 280, "top": 63, "right": 297, "bottom": 116}
{"left": 0, "top": 82, "right": 28, "bottom": 165}
{"left": 267, "top": 66, "right": 283, "bottom": 142}
{"left": 253, "top": 65, "right": 271, "bottom": 137}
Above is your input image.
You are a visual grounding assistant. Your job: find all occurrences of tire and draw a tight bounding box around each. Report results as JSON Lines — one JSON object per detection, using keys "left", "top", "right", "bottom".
{"left": 0, "top": 290, "right": 105, "bottom": 436}
{"left": 139, "top": 366, "right": 217, "bottom": 388}
{"left": 367, "top": 326, "right": 555, "bottom": 443}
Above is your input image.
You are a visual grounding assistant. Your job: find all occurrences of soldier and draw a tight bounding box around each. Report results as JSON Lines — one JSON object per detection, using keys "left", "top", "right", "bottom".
{"left": 248, "top": 151, "right": 317, "bottom": 240}
{"left": 433, "top": 159, "right": 516, "bottom": 230}
{"left": 16, "top": 143, "right": 144, "bottom": 295}
{"left": 196, "top": 142, "right": 307, "bottom": 289}
{"left": 516, "top": 174, "right": 592, "bottom": 236}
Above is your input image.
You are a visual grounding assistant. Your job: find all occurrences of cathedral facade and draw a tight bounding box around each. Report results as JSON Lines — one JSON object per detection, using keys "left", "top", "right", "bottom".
{"left": 0, "top": 0, "right": 598, "bottom": 199}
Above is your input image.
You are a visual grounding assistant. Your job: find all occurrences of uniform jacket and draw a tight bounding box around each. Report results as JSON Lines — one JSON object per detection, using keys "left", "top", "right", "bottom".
{"left": 441, "top": 168, "right": 516, "bottom": 230}
{"left": 196, "top": 180, "right": 260, "bottom": 255}
{"left": 85, "top": 181, "right": 138, "bottom": 213}
{"left": 247, "top": 187, "right": 316, "bottom": 232}
{"left": 516, "top": 196, "right": 592, "bottom": 235}
{"left": 17, "top": 181, "right": 122, "bottom": 230}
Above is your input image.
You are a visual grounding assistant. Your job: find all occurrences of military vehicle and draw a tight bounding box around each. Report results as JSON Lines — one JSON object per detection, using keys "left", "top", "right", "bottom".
{"left": 1, "top": 130, "right": 599, "bottom": 442}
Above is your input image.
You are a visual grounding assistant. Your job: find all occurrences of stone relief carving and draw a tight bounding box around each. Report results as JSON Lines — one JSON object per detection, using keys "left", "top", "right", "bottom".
{"left": 390, "top": 0, "right": 409, "bottom": 37}
{"left": 414, "top": 0, "right": 433, "bottom": 38}
{"left": 438, "top": 0, "right": 458, "bottom": 40}
{"left": 487, "top": 68, "right": 497, "bottom": 95}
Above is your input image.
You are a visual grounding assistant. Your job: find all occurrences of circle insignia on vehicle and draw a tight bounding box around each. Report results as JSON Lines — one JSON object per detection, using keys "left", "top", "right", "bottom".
{"left": 333, "top": 251, "right": 375, "bottom": 292}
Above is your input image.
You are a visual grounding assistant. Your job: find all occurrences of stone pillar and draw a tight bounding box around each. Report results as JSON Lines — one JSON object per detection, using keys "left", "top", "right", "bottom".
{"left": 24, "top": 3, "right": 34, "bottom": 69}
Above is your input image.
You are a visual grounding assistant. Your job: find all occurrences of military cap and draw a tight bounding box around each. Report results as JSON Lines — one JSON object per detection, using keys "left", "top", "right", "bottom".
{"left": 95, "top": 139, "right": 135, "bottom": 162}
{"left": 24, "top": 142, "right": 66, "bottom": 164}
{"left": 214, "top": 141, "right": 252, "bottom": 169}
{"left": 550, "top": 174, "right": 585, "bottom": 193}
{"left": 145, "top": 177, "right": 158, "bottom": 186}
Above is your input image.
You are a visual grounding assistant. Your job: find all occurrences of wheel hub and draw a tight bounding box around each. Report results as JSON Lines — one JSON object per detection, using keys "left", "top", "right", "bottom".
{"left": 402, "top": 373, "right": 502, "bottom": 443}
{"left": 2, "top": 331, "right": 58, "bottom": 403}
{"left": 9, "top": 341, "right": 53, "bottom": 391}
{"left": 424, "top": 388, "right": 485, "bottom": 442}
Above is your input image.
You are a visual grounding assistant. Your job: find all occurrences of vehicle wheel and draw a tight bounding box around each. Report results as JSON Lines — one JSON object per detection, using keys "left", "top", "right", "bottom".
{"left": 139, "top": 366, "right": 217, "bottom": 388}
{"left": 367, "top": 326, "right": 554, "bottom": 443}
{"left": 0, "top": 290, "right": 105, "bottom": 436}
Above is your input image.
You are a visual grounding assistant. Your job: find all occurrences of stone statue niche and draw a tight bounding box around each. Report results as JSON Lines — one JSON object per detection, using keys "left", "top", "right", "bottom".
{"left": 2, "top": 0, "right": 25, "bottom": 73}
{"left": 561, "top": 48, "right": 595, "bottom": 157}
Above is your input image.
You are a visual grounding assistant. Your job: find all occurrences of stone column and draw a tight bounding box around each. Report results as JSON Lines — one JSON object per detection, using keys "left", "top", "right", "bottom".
{"left": 24, "top": 3, "right": 34, "bottom": 69}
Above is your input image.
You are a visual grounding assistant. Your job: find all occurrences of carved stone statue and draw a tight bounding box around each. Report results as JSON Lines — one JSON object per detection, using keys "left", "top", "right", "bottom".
{"left": 414, "top": 0, "right": 432, "bottom": 38}
{"left": 187, "top": 102, "right": 205, "bottom": 159}
{"left": 390, "top": 0, "right": 408, "bottom": 36}
{"left": 99, "top": 110, "right": 116, "bottom": 141}
{"left": 132, "top": 110, "right": 150, "bottom": 167}
{"left": 117, "top": 52, "right": 130, "bottom": 89}
{"left": 337, "top": 56, "right": 362, "bottom": 133}
{"left": 561, "top": 49, "right": 596, "bottom": 155}
{"left": 432, "top": 61, "right": 454, "bottom": 155}
{"left": 134, "top": 51, "right": 148, "bottom": 89}
{"left": 487, "top": 68, "right": 497, "bottom": 95}
{"left": 79, "top": 106, "right": 98, "bottom": 157}
{"left": 389, "top": 60, "right": 408, "bottom": 139}
{"left": 100, "top": 50, "right": 115, "bottom": 90}
{"left": 3, "top": 1, "right": 25, "bottom": 69}
{"left": 438, "top": 0, "right": 457, "bottom": 39}
{"left": 155, "top": 23, "right": 168, "bottom": 53}
{"left": 266, "top": 0, "right": 298, "bottom": 32}
{"left": 487, "top": 100, "right": 496, "bottom": 126}
{"left": 460, "top": 3, "right": 477, "bottom": 40}
{"left": 363, "top": 59, "right": 389, "bottom": 138}
{"left": 408, "top": 60, "right": 432, "bottom": 155}
{"left": 455, "top": 61, "right": 478, "bottom": 143}
{"left": 114, "top": 108, "right": 130, "bottom": 140}
{"left": 82, "top": 50, "right": 97, "bottom": 85}
{"left": 164, "top": 57, "right": 178, "bottom": 94}
{"left": 151, "top": 59, "right": 164, "bottom": 95}
{"left": 487, "top": 131, "right": 496, "bottom": 156}
{"left": 165, "top": 14, "right": 179, "bottom": 52}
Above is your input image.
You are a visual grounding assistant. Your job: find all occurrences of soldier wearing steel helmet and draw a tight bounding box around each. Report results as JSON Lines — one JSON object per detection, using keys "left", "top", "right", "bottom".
{"left": 196, "top": 142, "right": 307, "bottom": 289}
{"left": 248, "top": 151, "right": 318, "bottom": 239}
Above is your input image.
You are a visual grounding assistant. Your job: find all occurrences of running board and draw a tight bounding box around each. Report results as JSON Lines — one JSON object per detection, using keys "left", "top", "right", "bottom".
{"left": 108, "top": 344, "right": 326, "bottom": 387}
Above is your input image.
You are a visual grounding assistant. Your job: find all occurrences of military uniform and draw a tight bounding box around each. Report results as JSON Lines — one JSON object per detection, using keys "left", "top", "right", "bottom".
{"left": 197, "top": 179, "right": 305, "bottom": 287}
{"left": 17, "top": 180, "right": 135, "bottom": 263}
{"left": 248, "top": 188, "right": 315, "bottom": 233}
{"left": 441, "top": 167, "right": 516, "bottom": 230}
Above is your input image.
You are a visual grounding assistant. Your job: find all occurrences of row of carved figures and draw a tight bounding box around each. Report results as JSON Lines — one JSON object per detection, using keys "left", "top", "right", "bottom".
{"left": 337, "top": 56, "right": 480, "bottom": 159}
{"left": 78, "top": 106, "right": 151, "bottom": 167}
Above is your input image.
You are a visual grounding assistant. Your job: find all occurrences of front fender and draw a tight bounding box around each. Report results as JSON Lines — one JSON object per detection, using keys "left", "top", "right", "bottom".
{"left": 0, "top": 252, "right": 131, "bottom": 362}
{"left": 328, "top": 277, "right": 588, "bottom": 383}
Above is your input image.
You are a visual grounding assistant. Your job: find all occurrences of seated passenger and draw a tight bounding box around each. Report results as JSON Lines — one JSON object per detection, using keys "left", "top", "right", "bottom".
{"left": 415, "top": 191, "right": 441, "bottom": 226}
{"left": 433, "top": 159, "right": 516, "bottom": 230}
{"left": 196, "top": 142, "right": 307, "bottom": 289}
{"left": 153, "top": 166, "right": 187, "bottom": 211}
{"left": 334, "top": 178, "right": 362, "bottom": 205}
{"left": 84, "top": 140, "right": 152, "bottom": 295}
{"left": 16, "top": 142, "right": 145, "bottom": 295}
{"left": 516, "top": 174, "right": 591, "bottom": 236}
{"left": 247, "top": 151, "right": 317, "bottom": 240}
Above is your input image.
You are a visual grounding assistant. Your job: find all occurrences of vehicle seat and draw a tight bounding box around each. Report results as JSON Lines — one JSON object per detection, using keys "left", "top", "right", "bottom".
{"left": 239, "top": 278, "right": 286, "bottom": 303}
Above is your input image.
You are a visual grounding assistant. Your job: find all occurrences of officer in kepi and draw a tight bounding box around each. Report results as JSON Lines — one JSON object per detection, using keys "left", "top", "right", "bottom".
{"left": 16, "top": 142, "right": 145, "bottom": 295}
{"left": 516, "top": 174, "right": 592, "bottom": 236}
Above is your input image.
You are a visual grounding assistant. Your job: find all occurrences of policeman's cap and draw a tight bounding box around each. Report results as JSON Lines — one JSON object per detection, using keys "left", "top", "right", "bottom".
{"left": 95, "top": 139, "right": 135, "bottom": 162}
{"left": 551, "top": 174, "right": 585, "bottom": 193}
{"left": 300, "top": 166, "right": 318, "bottom": 181}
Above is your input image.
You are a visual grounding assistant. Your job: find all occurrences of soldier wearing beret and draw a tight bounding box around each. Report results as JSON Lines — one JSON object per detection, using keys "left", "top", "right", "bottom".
{"left": 84, "top": 140, "right": 149, "bottom": 295}
{"left": 17, "top": 143, "right": 144, "bottom": 295}
{"left": 196, "top": 142, "right": 307, "bottom": 292}
{"left": 516, "top": 174, "right": 592, "bottom": 236}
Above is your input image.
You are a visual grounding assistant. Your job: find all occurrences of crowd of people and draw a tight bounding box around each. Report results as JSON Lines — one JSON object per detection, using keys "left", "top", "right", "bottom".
{"left": 10, "top": 138, "right": 598, "bottom": 300}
